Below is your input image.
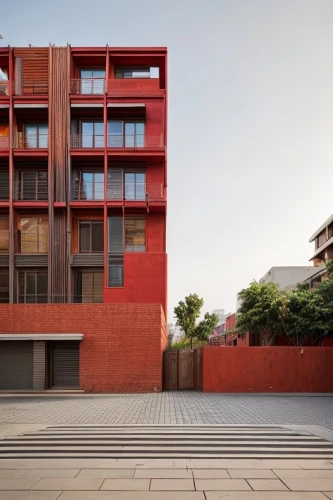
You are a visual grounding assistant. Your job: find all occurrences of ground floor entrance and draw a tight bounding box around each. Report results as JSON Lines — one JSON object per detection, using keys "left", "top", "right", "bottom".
{"left": 0, "top": 335, "right": 83, "bottom": 391}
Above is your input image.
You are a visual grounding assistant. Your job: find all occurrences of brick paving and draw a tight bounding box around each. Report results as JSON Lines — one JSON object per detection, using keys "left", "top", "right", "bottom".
{"left": 0, "top": 393, "right": 333, "bottom": 427}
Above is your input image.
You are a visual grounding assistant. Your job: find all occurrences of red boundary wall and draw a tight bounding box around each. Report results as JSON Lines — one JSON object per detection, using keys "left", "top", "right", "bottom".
{"left": 0, "top": 303, "right": 168, "bottom": 393}
{"left": 203, "top": 346, "right": 333, "bottom": 393}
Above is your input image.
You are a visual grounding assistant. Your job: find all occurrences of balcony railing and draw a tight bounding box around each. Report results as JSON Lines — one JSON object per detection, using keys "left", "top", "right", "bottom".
{"left": 15, "top": 134, "right": 48, "bottom": 148}
{"left": 107, "top": 134, "right": 163, "bottom": 149}
{"left": 108, "top": 79, "right": 160, "bottom": 95}
{"left": 14, "top": 180, "right": 48, "bottom": 201}
{"left": 70, "top": 78, "right": 105, "bottom": 95}
{"left": 0, "top": 81, "right": 10, "bottom": 96}
{"left": 71, "top": 134, "right": 105, "bottom": 148}
{"left": 0, "top": 137, "right": 9, "bottom": 149}
{"left": 107, "top": 182, "right": 164, "bottom": 202}
{"left": 73, "top": 180, "right": 104, "bottom": 201}
{"left": 71, "top": 134, "right": 164, "bottom": 149}
{"left": 16, "top": 82, "right": 48, "bottom": 95}
{"left": 17, "top": 294, "right": 103, "bottom": 304}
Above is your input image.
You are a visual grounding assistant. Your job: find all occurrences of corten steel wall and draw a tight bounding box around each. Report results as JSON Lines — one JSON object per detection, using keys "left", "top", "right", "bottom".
{"left": 104, "top": 253, "right": 167, "bottom": 315}
{"left": 203, "top": 347, "right": 333, "bottom": 393}
{"left": 0, "top": 304, "right": 166, "bottom": 393}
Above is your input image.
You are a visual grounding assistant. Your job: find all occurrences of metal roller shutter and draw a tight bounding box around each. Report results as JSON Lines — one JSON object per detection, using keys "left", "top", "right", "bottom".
{"left": 0, "top": 341, "right": 33, "bottom": 390}
{"left": 52, "top": 342, "right": 80, "bottom": 389}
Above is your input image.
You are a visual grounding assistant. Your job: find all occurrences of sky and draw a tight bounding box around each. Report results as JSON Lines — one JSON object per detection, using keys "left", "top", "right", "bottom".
{"left": 2, "top": 0, "right": 333, "bottom": 320}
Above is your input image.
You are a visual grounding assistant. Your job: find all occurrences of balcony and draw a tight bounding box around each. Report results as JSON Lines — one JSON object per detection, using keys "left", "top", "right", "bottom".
{"left": 0, "top": 81, "right": 10, "bottom": 96}
{"left": 14, "top": 133, "right": 48, "bottom": 149}
{"left": 107, "top": 182, "right": 164, "bottom": 202}
{"left": 73, "top": 179, "right": 104, "bottom": 201}
{"left": 70, "top": 79, "right": 105, "bottom": 95}
{"left": 71, "top": 134, "right": 104, "bottom": 148}
{"left": 108, "top": 134, "right": 163, "bottom": 149}
{"left": 14, "top": 178, "right": 48, "bottom": 201}
{"left": 15, "top": 81, "right": 48, "bottom": 95}
{"left": 108, "top": 78, "right": 161, "bottom": 96}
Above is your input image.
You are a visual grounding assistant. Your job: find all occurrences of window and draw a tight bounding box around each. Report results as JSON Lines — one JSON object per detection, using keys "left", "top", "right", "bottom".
{"left": 0, "top": 217, "right": 9, "bottom": 254}
{"left": 318, "top": 231, "right": 327, "bottom": 248}
{"left": 115, "top": 67, "right": 159, "bottom": 79}
{"left": 108, "top": 255, "right": 124, "bottom": 287}
{"left": 19, "top": 218, "right": 48, "bottom": 253}
{"left": 80, "top": 70, "right": 105, "bottom": 94}
{"left": 79, "top": 221, "right": 104, "bottom": 253}
{"left": 19, "top": 271, "right": 48, "bottom": 303}
{"left": 17, "top": 171, "right": 48, "bottom": 201}
{"left": 24, "top": 124, "right": 48, "bottom": 148}
{"left": 73, "top": 171, "right": 104, "bottom": 200}
{"left": 75, "top": 271, "right": 103, "bottom": 303}
{"left": 0, "top": 269, "right": 9, "bottom": 303}
{"left": 81, "top": 121, "right": 104, "bottom": 148}
{"left": 125, "top": 218, "right": 146, "bottom": 252}
{"left": 108, "top": 121, "right": 145, "bottom": 148}
{"left": 0, "top": 170, "right": 9, "bottom": 200}
{"left": 125, "top": 172, "right": 145, "bottom": 201}
{"left": 108, "top": 217, "right": 124, "bottom": 287}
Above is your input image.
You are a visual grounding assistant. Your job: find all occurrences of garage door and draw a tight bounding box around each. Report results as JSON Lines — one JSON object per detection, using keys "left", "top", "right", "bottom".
{"left": 52, "top": 341, "right": 80, "bottom": 389}
{"left": 0, "top": 341, "right": 33, "bottom": 390}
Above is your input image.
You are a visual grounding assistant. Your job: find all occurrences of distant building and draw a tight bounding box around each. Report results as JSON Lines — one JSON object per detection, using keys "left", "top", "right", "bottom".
{"left": 259, "top": 266, "right": 321, "bottom": 291}
{"left": 212, "top": 309, "right": 230, "bottom": 326}
{"left": 307, "top": 214, "right": 333, "bottom": 286}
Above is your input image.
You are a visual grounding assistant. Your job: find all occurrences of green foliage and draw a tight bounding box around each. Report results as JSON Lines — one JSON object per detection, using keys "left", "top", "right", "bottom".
{"left": 171, "top": 337, "right": 208, "bottom": 350}
{"left": 237, "top": 262, "right": 333, "bottom": 346}
{"left": 173, "top": 294, "right": 219, "bottom": 348}
{"left": 236, "top": 281, "right": 284, "bottom": 345}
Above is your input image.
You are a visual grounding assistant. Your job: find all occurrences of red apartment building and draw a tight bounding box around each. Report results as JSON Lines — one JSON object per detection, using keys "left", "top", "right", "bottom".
{"left": 0, "top": 45, "right": 168, "bottom": 392}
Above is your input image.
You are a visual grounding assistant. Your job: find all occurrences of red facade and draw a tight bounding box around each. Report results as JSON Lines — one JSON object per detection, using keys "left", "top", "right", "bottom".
{"left": 0, "top": 45, "right": 167, "bottom": 313}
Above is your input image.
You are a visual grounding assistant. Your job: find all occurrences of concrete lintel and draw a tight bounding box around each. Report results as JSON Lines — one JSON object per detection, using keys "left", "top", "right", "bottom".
{"left": 0, "top": 334, "right": 84, "bottom": 341}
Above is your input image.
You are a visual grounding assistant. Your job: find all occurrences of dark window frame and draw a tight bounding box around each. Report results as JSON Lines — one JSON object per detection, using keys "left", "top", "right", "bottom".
{"left": 0, "top": 268, "right": 9, "bottom": 303}
{"left": 18, "top": 269, "right": 48, "bottom": 304}
{"left": 74, "top": 269, "right": 103, "bottom": 303}
{"left": 79, "top": 220, "right": 104, "bottom": 253}
{"left": 17, "top": 170, "right": 48, "bottom": 201}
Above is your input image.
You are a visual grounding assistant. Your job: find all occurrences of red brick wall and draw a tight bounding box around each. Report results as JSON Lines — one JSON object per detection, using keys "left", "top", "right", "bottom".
{"left": 203, "top": 347, "right": 333, "bottom": 393}
{"left": 0, "top": 303, "right": 166, "bottom": 393}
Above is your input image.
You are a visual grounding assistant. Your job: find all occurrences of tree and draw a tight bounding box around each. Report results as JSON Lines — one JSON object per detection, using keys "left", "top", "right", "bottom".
{"left": 236, "top": 281, "right": 284, "bottom": 345}
{"left": 173, "top": 294, "right": 219, "bottom": 348}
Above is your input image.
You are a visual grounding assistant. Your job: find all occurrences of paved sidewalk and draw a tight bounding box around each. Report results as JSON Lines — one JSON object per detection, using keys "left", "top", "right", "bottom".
{"left": 1, "top": 393, "right": 333, "bottom": 427}
{"left": 0, "top": 458, "right": 333, "bottom": 498}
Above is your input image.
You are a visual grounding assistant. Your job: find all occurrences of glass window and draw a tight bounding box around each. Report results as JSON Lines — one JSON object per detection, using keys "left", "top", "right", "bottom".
{"left": 75, "top": 271, "right": 103, "bottom": 303}
{"left": 73, "top": 171, "right": 104, "bottom": 201}
{"left": 18, "top": 171, "right": 48, "bottom": 201}
{"left": 108, "top": 255, "right": 124, "bottom": 287}
{"left": 0, "top": 217, "right": 9, "bottom": 254}
{"left": 0, "top": 169, "right": 9, "bottom": 200}
{"left": 0, "top": 269, "right": 9, "bottom": 303}
{"left": 80, "top": 69, "right": 105, "bottom": 94}
{"left": 19, "top": 218, "right": 48, "bottom": 253}
{"left": 125, "top": 218, "right": 146, "bottom": 252}
{"left": 115, "top": 67, "right": 157, "bottom": 79}
{"left": 24, "top": 124, "right": 48, "bottom": 148}
{"left": 108, "top": 121, "right": 123, "bottom": 147}
{"left": 125, "top": 172, "right": 145, "bottom": 201}
{"left": 19, "top": 271, "right": 48, "bottom": 303}
{"left": 81, "top": 122, "right": 104, "bottom": 148}
{"left": 79, "top": 221, "right": 104, "bottom": 253}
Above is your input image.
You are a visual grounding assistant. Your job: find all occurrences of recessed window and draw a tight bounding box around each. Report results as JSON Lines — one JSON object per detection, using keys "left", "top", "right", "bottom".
{"left": 80, "top": 121, "right": 104, "bottom": 148}
{"left": 75, "top": 271, "right": 103, "bottom": 303}
{"left": 80, "top": 70, "right": 105, "bottom": 94}
{"left": 0, "top": 269, "right": 9, "bottom": 303}
{"left": 24, "top": 124, "right": 48, "bottom": 148}
{"left": 73, "top": 171, "right": 104, "bottom": 201}
{"left": 79, "top": 221, "right": 104, "bottom": 253}
{"left": 0, "top": 217, "right": 9, "bottom": 254}
{"left": 125, "top": 218, "right": 146, "bottom": 252}
{"left": 115, "top": 67, "right": 159, "bottom": 79}
{"left": 125, "top": 172, "right": 145, "bottom": 201}
{"left": 18, "top": 270, "right": 48, "bottom": 303}
{"left": 108, "top": 121, "right": 145, "bottom": 148}
{"left": 0, "top": 170, "right": 9, "bottom": 200}
{"left": 17, "top": 171, "right": 48, "bottom": 201}
{"left": 19, "top": 217, "right": 48, "bottom": 253}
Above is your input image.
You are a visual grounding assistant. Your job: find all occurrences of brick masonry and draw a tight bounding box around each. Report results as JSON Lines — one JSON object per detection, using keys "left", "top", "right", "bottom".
{"left": 0, "top": 304, "right": 168, "bottom": 393}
